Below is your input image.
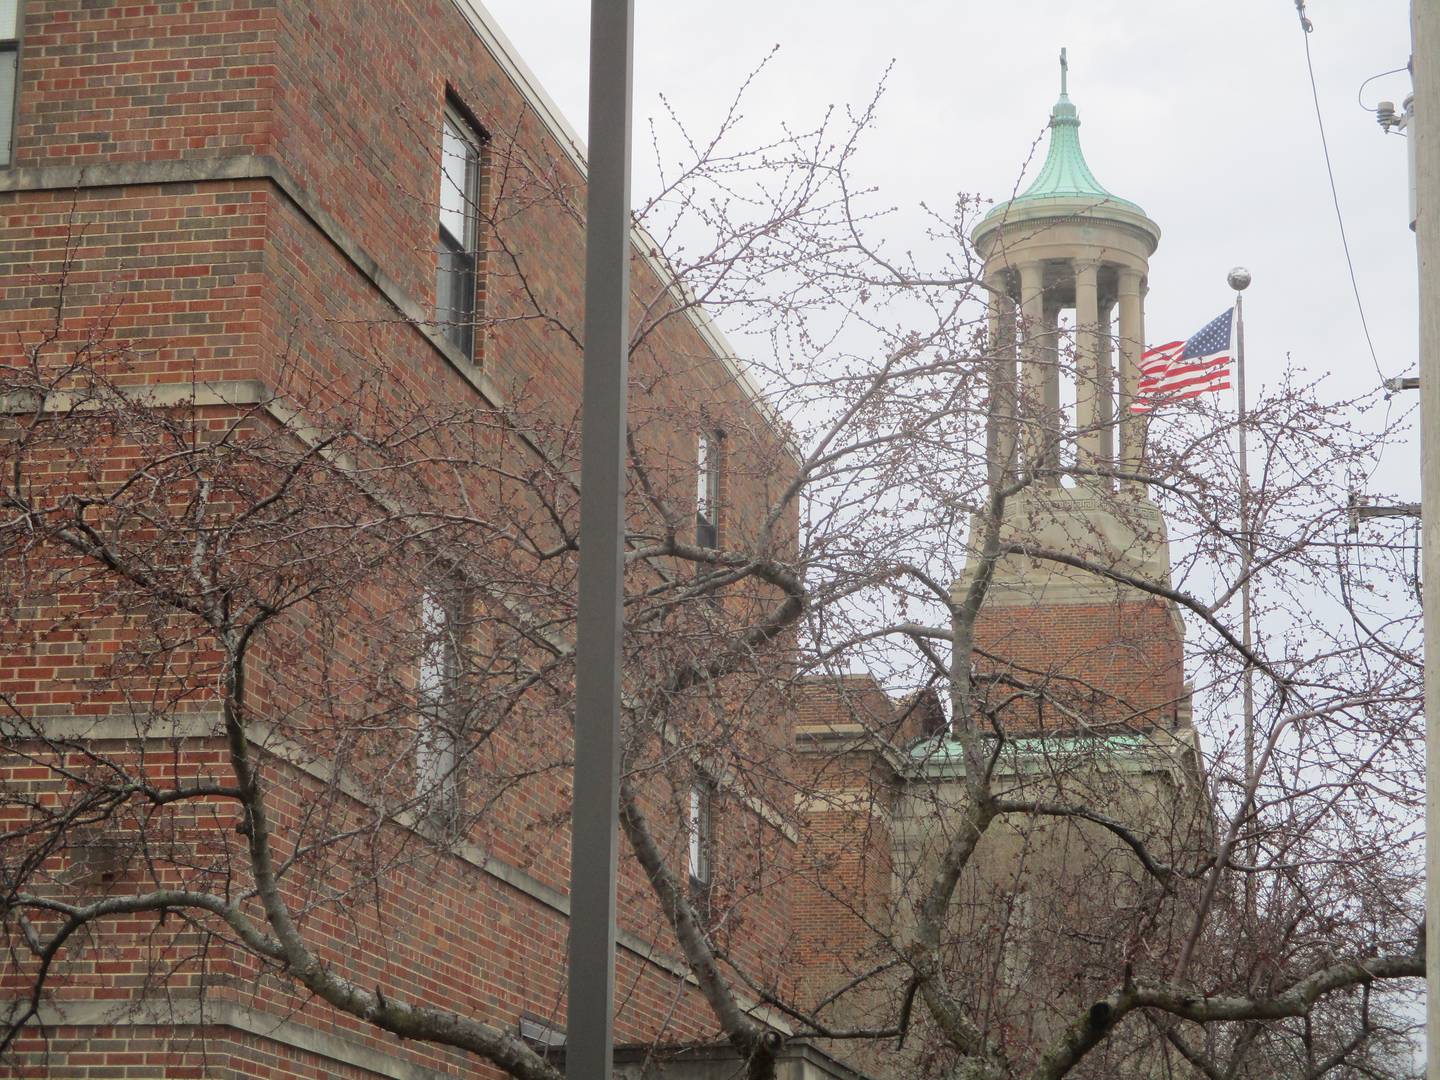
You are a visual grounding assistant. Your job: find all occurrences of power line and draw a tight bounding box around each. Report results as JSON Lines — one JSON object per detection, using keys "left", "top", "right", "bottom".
{"left": 1297, "top": 14, "right": 1389, "bottom": 385}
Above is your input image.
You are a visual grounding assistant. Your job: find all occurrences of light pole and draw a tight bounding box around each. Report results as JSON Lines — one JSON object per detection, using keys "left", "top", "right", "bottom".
{"left": 567, "top": 1, "right": 634, "bottom": 1077}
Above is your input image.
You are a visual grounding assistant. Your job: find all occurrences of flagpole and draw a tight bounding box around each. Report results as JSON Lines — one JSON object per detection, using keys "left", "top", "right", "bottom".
{"left": 1228, "top": 266, "right": 1256, "bottom": 924}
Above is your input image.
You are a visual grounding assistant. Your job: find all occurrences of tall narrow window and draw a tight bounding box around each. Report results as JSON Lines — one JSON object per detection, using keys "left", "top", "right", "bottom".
{"left": 695, "top": 430, "right": 720, "bottom": 549}
{"left": 417, "top": 583, "right": 464, "bottom": 819}
{"left": 687, "top": 780, "right": 712, "bottom": 886}
{"left": 0, "top": 1, "right": 20, "bottom": 167}
{"left": 437, "top": 105, "right": 482, "bottom": 359}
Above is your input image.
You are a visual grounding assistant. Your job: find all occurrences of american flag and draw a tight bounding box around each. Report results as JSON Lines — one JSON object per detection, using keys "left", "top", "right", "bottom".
{"left": 1130, "top": 308, "right": 1234, "bottom": 413}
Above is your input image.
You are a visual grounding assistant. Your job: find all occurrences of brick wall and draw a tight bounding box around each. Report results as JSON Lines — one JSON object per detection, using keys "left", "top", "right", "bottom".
{"left": 0, "top": 0, "right": 801, "bottom": 1074}
{"left": 974, "top": 598, "right": 1186, "bottom": 733}
{"left": 15, "top": 0, "right": 275, "bottom": 166}
{"left": 788, "top": 676, "right": 906, "bottom": 1076}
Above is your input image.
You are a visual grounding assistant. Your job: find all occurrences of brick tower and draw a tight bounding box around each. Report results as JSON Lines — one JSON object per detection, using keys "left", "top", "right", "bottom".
{"left": 960, "top": 49, "right": 1187, "bottom": 735}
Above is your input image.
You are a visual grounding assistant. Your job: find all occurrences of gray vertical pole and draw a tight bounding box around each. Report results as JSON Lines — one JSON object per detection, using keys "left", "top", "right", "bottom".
{"left": 567, "top": 0, "right": 633, "bottom": 1076}
{"left": 1412, "top": 5, "right": 1440, "bottom": 1077}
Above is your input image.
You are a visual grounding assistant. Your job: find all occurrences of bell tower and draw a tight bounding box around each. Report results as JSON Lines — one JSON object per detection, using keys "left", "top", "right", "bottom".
{"left": 961, "top": 50, "right": 1187, "bottom": 734}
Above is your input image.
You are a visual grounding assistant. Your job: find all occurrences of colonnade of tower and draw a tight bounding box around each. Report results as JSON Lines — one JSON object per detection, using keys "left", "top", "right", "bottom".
{"left": 985, "top": 257, "right": 1150, "bottom": 481}
{"left": 973, "top": 50, "right": 1160, "bottom": 488}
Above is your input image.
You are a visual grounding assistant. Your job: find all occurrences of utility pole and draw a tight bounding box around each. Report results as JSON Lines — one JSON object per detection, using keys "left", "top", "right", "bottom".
{"left": 1413, "top": 4, "right": 1439, "bottom": 1077}
{"left": 567, "top": 1, "right": 634, "bottom": 1077}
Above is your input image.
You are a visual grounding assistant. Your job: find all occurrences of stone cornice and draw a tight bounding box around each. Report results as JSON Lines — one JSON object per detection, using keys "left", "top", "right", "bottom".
{"left": 974, "top": 205, "right": 1161, "bottom": 259}
{"left": 444, "top": 0, "right": 799, "bottom": 464}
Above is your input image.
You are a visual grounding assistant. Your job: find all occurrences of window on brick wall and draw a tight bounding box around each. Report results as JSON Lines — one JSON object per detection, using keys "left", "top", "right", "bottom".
{"left": 436, "top": 104, "right": 483, "bottom": 360}
{"left": 0, "top": 1, "right": 20, "bottom": 167}
{"left": 695, "top": 430, "right": 721, "bottom": 549}
{"left": 417, "top": 582, "right": 465, "bottom": 822}
{"left": 687, "top": 778, "right": 713, "bottom": 886}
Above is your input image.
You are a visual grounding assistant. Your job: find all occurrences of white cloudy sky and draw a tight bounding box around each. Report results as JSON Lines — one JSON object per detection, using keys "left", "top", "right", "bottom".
{"left": 479, "top": 0, "right": 1419, "bottom": 497}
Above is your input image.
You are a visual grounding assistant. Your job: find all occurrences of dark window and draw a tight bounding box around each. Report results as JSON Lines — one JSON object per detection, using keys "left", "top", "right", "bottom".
{"left": 0, "top": 1, "right": 20, "bottom": 167}
{"left": 417, "top": 583, "right": 464, "bottom": 819}
{"left": 517, "top": 1014, "right": 565, "bottom": 1052}
{"left": 687, "top": 779, "right": 713, "bottom": 886}
{"left": 436, "top": 106, "right": 482, "bottom": 359}
{"left": 695, "top": 430, "right": 720, "bottom": 549}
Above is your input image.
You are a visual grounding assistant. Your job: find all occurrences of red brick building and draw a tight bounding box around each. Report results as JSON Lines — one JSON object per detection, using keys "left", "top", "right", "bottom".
{"left": 0, "top": 0, "right": 857, "bottom": 1076}
{"left": 0, "top": 4, "right": 1208, "bottom": 1078}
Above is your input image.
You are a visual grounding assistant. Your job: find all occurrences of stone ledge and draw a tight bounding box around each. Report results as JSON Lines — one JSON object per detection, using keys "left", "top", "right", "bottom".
{"left": 4, "top": 998, "right": 455, "bottom": 1080}
{"left": 10, "top": 711, "right": 792, "bottom": 1036}
{"left": 0, "top": 378, "right": 270, "bottom": 415}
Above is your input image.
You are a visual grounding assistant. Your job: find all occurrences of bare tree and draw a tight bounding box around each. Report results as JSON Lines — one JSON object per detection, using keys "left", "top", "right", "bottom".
{"left": 0, "top": 68, "right": 1423, "bottom": 1080}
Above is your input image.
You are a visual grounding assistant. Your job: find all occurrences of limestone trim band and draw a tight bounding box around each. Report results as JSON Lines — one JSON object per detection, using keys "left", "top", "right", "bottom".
{"left": 0, "top": 998, "right": 465, "bottom": 1080}
{"left": 0, "top": 1000, "right": 861, "bottom": 1080}
{"left": 0, "top": 155, "right": 508, "bottom": 411}
{"left": 0, "top": 145, "right": 800, "bottom": 466}
{"left": 0, "top": 377, "right": 800, "bottom": 845}
{"left": 16, "top": 711, "right": 794, "bottom": 1036}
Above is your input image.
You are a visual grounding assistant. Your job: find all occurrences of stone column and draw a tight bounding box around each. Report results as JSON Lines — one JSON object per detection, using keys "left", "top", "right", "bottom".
{"left": 1117, "top": 267, "right": 1145, "bottom": 484}
{"left": 1018, "top": 261, "right": 1048, "bottom": 479}
{"left": 1097, "top": 298, "right": 1115, "bottom": 469}
{"left": 986, "top": 278, "right": 1019, "bottom": 477}
{"left": 1041, "top": 300, "right": 1061, "bottom": 477}
{"left": 1074, "top": 262, "right": 1101, "bottom": 473}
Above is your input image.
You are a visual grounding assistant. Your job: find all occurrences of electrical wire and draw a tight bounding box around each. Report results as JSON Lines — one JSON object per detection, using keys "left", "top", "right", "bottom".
{"left": 1361, "top": 394, "right": 1395, "bottom": 488}
{"left": 1297, "top": 18, "right": 1389, "bottom": 386}
{"left": 1357, "top": 65, "right": 1411, "bottom": 111}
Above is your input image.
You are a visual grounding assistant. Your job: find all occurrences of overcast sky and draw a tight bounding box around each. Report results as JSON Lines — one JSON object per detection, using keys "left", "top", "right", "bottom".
{"left": 475, "top": 0, "right": 1425, "bottom": 750}
{"left": 479, "top": 0, "right": 1419, "bottom": 498}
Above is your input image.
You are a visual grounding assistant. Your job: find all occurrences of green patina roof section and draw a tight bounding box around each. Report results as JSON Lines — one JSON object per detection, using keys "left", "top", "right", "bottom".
{"left": 905, "top": 733, "right": 1151, "bottom": 772}
{"left": 983, "top": 50, "right": 1144, "bottom": 221}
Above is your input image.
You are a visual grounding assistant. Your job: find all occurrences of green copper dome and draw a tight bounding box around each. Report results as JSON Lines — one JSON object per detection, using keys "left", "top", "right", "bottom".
{"left": 983, "top": 50, "right": 1145, "bottom": 222}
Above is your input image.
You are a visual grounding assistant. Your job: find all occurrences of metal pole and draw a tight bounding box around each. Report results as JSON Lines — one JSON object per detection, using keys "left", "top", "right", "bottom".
{"left": 567, "top": 0, "right": 633, "bottom": 1075}
{"left": 1411, "top": 5, "right": 1440, "bottom": 1076}
{"left": 1228, "top": 267, "right": 1256, "bottom": 924}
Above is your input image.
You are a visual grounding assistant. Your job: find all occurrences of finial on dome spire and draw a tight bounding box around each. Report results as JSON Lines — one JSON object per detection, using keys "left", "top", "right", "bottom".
{"left": 973, "top": 45, "right": 1155, "bottom": 237}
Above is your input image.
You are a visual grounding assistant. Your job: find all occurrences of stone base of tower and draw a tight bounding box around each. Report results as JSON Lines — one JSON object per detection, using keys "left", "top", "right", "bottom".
{"left": 957, "top": 486, "right": 1189, "bottom": 735}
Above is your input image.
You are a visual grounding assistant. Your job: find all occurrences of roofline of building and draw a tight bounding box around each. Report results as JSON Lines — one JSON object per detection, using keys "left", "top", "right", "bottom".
{"left": 902, "top": 725, "right": 1198, "bottom": 782}
{"left": 796, "top": 672, "right": 889, "bottom": 684}
{"left": 450, "top": 0, "right": 803, "bottom": 466}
